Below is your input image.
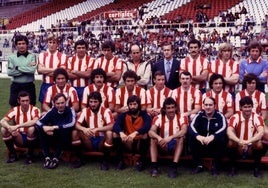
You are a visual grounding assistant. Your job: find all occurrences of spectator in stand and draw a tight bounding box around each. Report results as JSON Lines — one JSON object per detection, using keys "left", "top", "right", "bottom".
{"left": 7, "top": 35, "right": 37, "bottom": 107}
{"left": 152, "top": 42, "right": 180, "bottom": 90}
{"left": 74, "top": 91, "right": 114, "bottom": 169}
{"left": 120, "top": 44, "right": 151, "bottom": 89}
{"left": 209, "top": 43, "right": 239, "bottom": 96}
{"left": 36, "top": 93, "right": 76, "bottom": 169}
{"left": 240, "top": 6, "right": 248, "bottom": 14}
{"left": 239, "top": 41, "right": 268, "bottom": 93}
{"left": 149, "top": 97, "right": 188, "bottom": 178}
{"left": 171, "top": 71, "right": 202, "bottom": 121}
{"left": 113, "top": 95, "right": 151, "bottom": 171}
{"left": 227, "top": 96, "right": 265, "bottom": 177}
{"left": 67, "top": 39, "right": 94, "bottom": 103}
{"left": 0, "top": 91, "right": 40, "bottom": 164}
{"left": 93, "top": 40, "right": 123, "bottom": 88}
{"left": 203, "top": 74, "right": 234, "bottom": 120}
{"left": 146, "top": 71, "right": 172, "bottom": 117}
{"left": 180, "top": 39, "right": 209, "bottom": 93}
{"left": 3, "top": 38, "right": 9, "bottom": 48}
{"left": 115, "top": 70, "right": 146, "bottom": 114}
{"left": 37, "top": 34, "right": 68, "bottom": 104}
{"left": 189, "top": 97, "right": 227, "bottom": 175}
{"left": 42, "top": 68, "right": 79, "bottom": 113}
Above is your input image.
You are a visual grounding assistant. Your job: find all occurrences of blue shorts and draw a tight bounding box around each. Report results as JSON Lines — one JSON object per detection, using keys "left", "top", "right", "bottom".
{"left": 90, "top": 136, "right": 104, "bottom": 151}
{"left": 39, "top": 83, "right": 53, "bottom": 103}
{"left": 167, "top": 139, "right": 177, "bottom": 153}
{"left": 74, "top": 87, "right": 85, "bottom": 102}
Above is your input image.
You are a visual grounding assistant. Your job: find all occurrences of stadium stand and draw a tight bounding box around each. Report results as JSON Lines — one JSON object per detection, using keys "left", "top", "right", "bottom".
{"left": 143, "top": 0, "right": 191, "bottom": 21}
{"left": 6, "top": 0, "right": 86, "bottom": 30}
{"left": 14, "top": 0, "right": 114, "bottom": 32}
{"left": 162, "top": 0, "right": 243, "bottom": 21}
{"left": 3, "top": 0, "right": 267, "bottom": 32}
{"left": 0, "top": 1, "right": 47, "bottom": 19}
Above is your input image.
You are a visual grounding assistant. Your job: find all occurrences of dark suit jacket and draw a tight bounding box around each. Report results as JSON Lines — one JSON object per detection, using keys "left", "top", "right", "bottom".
{"left": 152, "top": 58, "right": 181, "bottom": 90}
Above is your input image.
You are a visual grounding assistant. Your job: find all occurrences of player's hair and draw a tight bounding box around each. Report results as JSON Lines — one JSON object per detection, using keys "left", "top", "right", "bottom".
{"left": 101, "top": 40, "right": 115, "bottom": 52}
{"left": 161, "top": 97, "right": 178, "bottom": 116}
{"left": 53, "top": 68, "right": 69, "bottom": 81}
{"left": 88, "top": 91, "right": 102, "bottom": 103}
{"left": 239, "top": 96, "right": 253, "bottom": 107}
{"left": 15, "top": 35, "right": 29, "bottom": 45}
{"left": 209, "top": 73, "right": 226, "bottom": 89}
{"left": 90, "top": 68, "right": 107, "bottom": 83}
{"left": 75, "top": 39, "right": 88, "bottom": 50}
{"left": 122, "top": 70, "right": 139, "bottom": 81}
{"left": 53, "top": 93, "right": 67, "bottom": 103}
{"left": 242, "top": 73, "right": 260, "bottom": 90}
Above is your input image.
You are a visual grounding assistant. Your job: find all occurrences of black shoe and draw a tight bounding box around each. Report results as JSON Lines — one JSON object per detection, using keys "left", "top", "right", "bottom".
{"left": 25, "top": 154, "right": 33, "bottom": 165}
{"left": 6, "top": 153, "right": 18, "bottom": 163}
{"left": 116, "top": 161, "right": 126, "bottom": 170}
{"left": 135, "top": 161, "right": 145, "bottom": 172}
{"left": 151, "top": 168, "right": 159, "bottom": 177}
{"left": 228, "top": 167, "right": 237, "bottom": 177}
{"left": 211, "top": 167, "right": 219, "bottom": 176}
{"left": 43, "top": 157, "right": 51, "bottom": 169}
{"left": 71, "top": 159, "right": 84, "bottom": 168}
{"left": 49, "top": 158, "right": 59, "bottom": 169}
{"left": 168, "top": 168, "right": 178, "bottom": 178}
{"left": 253, "top": 168, "right": 261, "bottom": 178}
{"left": 100, "top": 161, "right": 109, "bottom": 171}
{"left": 192, "top": 165, "right": 203, "bottom": 174}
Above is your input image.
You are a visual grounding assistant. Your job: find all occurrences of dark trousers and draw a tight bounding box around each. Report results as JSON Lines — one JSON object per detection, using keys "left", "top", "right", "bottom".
{"left": 189, "top": 137, "right": 226, "bottom": 167}
{"left": 37, "top": 126, "right": 73, "bottom": 159}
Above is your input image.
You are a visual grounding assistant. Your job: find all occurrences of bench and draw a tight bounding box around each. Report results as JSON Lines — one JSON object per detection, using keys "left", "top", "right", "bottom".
{"left": 9, "top": 146, "right": 268, "bottom": 170}
{"left": 80, "top": 151, "right": 268, "bottom": 170}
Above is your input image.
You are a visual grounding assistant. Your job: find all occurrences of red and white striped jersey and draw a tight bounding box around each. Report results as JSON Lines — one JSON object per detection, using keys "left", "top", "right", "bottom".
{"left": 146, "top": 86, "right": 172, "bottom": 109}
{"left": 235, "top": 90, "right": 267, "bottom": 114}
{"left": 203, "top": 90, "right": 233, "bottom": 114}
{"left": 209, "top": 59, "right": 239, "bottom": 92}
{"left": 180, "top": 55, "right": 209, "bottom": 89}
{"left": 44, "top": 84, "right": 79, "bottom": 107}
{"left": 77, "top": 106, "right": 114, "bottom": 136}
{"left": 171, "top": 86, "right": 202, "bottom": 113}
{"left": 93, "top": 55, "right": 123, "bottom": 87}
{"left": 229, "top": 111, "right": 264, "bottom": 140}
{"left": 67, "top": 54, "right": 94, "bottom": 87}
{"left": 5, "top": 105, "right": 40, "bottom": 133}
{"left": 38, "top": 50, "right": 68, "bottom": 83}
{"left": 152, "top": 114, "right": 188, "bottom": 138}
{"left": 81, "top": 84, "right": 115, "bottom": 108}
{"left": 116, "top": 86, "right": 146, "bottom": 107}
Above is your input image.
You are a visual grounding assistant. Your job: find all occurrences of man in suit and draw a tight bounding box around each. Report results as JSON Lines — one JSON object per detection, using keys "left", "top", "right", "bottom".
{"left": 152, "top": 43, "right": 180, "bottom": 90}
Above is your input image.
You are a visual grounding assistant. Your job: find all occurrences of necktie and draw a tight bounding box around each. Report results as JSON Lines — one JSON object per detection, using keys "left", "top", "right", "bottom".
{"left": 166, "top": 61, "right": 171, "bottom": 80}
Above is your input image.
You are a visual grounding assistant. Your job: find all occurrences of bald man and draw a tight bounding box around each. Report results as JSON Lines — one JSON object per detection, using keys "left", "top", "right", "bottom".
{"left": 120, "top": 44, "right": 151, "bottom": 89}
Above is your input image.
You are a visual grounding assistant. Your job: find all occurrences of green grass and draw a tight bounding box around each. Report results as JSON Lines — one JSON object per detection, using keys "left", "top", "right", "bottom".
{"left": 0, "top": 78, "right": 268, "bottom": 188}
